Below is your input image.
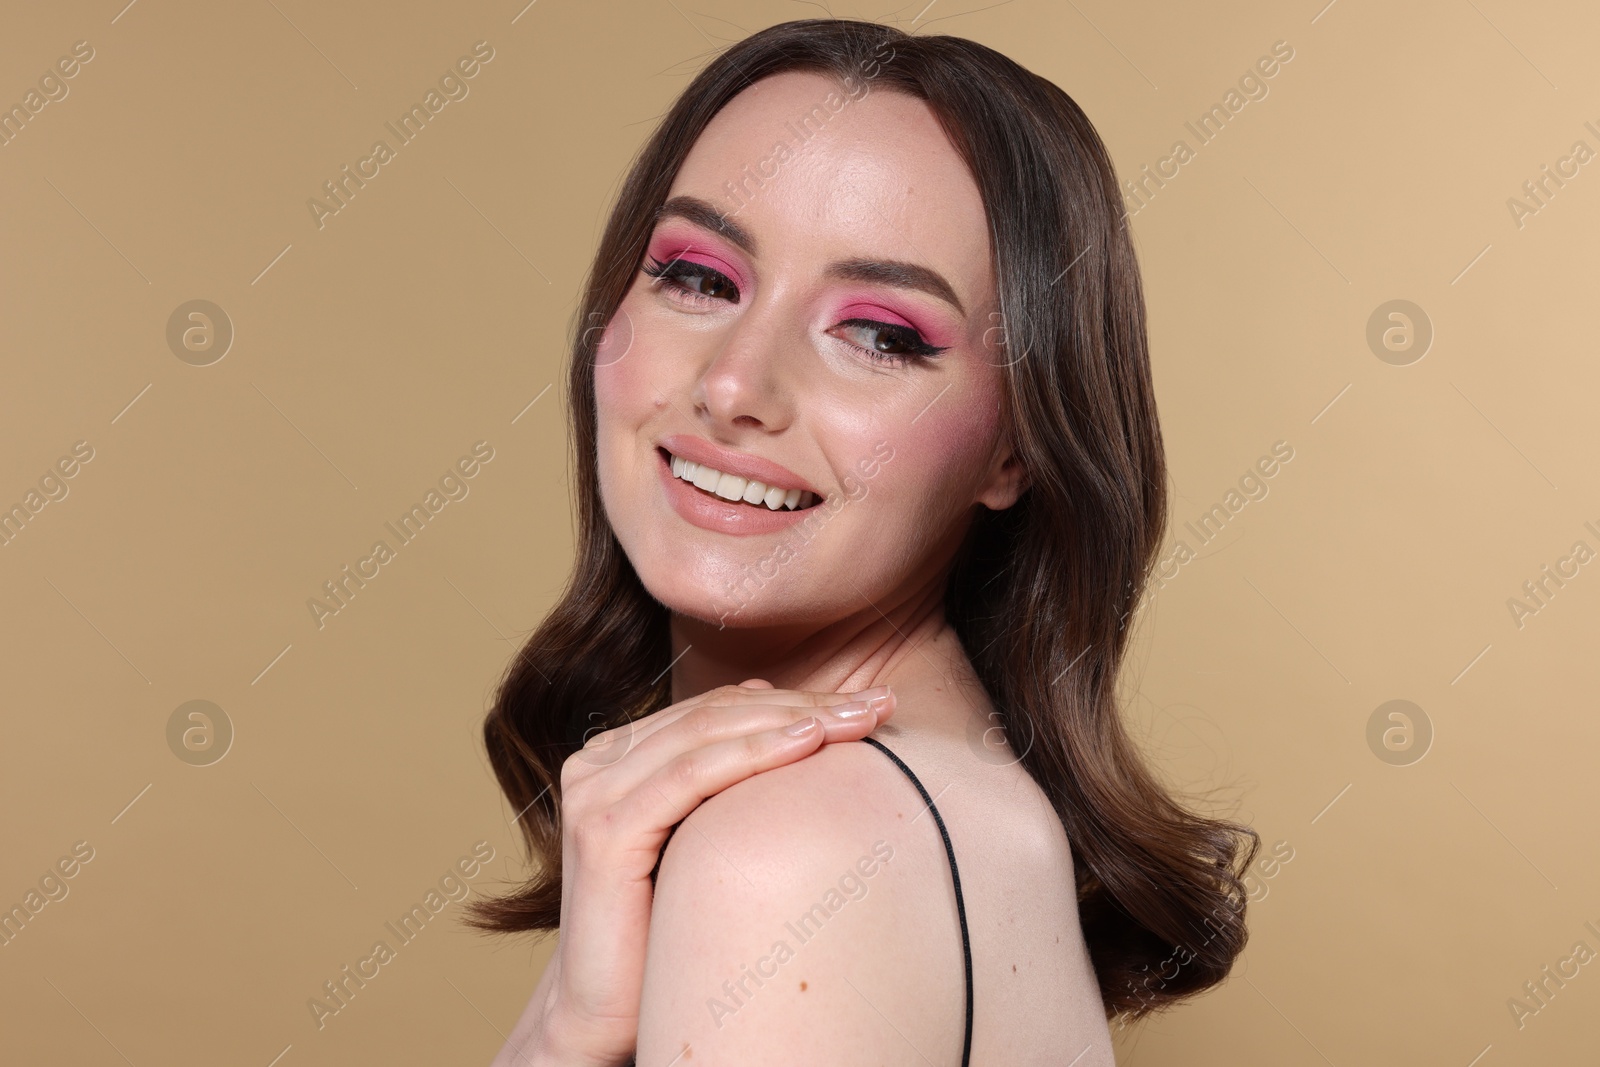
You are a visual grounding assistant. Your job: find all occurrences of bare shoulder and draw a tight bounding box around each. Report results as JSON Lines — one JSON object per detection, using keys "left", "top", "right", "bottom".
{"left": 863, "top": 724, "right": 1117, "bottom": 1064}
{"left": 664, "top": 734, "right": 921, "bottom": 859}
{"left": 635, "top": 738, "right": 971, "bottom": 1065}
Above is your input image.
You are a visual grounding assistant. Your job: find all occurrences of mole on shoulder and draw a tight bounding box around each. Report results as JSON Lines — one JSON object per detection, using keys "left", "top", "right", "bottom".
{"left": 800, "top": 980, "right": 808, "bottom": 991}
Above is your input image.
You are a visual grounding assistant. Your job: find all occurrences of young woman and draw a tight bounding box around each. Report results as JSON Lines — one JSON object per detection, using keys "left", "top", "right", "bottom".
{"left": 471, "top": 17, "right": 1257, "bottom": 1067}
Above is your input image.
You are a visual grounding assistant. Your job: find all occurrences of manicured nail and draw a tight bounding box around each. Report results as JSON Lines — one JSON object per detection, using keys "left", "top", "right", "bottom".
{"left": 865, "top": 693, "right": 893, "bottom": 715}
{"left": 784, "top": 716, "right": 820, "bottom": 736}
{"left": 849, "top": 684, "right": 891, "bottom": 700}
{"left": 822, "top": 700, "right": 871, "bottom": 723}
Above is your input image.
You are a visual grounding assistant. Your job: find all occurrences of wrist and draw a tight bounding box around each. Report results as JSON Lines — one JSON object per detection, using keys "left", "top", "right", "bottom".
{"left": 530, "top": 1011, "right": 626, "bottom": 1067}
{"left": 511, "top": 955, "right": 631, "bottom": 1067}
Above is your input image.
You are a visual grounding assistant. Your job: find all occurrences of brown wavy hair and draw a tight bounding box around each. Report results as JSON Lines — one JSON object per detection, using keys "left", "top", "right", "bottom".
{"left": 468, "top": 16, "right": 1259, "bottom": 1022}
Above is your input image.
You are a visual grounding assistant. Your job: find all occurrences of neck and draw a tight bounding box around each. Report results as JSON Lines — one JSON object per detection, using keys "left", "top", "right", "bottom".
{"left": 668, "top": 573, "right": 986, "bottom": 738}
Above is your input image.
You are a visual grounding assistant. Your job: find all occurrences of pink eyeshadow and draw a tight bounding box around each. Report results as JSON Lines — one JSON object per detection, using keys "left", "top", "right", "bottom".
{"left": 647, "top": 231, "right": 744, "bottom": 289}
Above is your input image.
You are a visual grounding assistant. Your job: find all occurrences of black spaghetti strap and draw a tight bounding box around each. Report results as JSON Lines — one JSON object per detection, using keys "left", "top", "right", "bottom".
{"left": 859, "top": 735, "right": 974, "bottom": 1067}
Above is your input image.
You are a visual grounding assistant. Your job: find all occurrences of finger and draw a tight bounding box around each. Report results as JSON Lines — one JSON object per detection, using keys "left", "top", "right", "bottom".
{"left": 577, "top": 692, "right": 893, "bottom": 795}
{"left": 628, "top": 686, "right": 892, "bottom": 756}
{"left": 699, "top": 684, "right": 890, "bottom": 708}
{"left": 581, "top": 684, "right": 892, "bottom": 761}
{"left": 738, "top": 678, "right": 774, "bottom": 688}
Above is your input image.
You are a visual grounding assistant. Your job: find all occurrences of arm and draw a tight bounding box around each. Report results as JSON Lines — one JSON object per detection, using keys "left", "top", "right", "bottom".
{"left": 635, "top": 739, "right": 969, "bottom": 1066}
{"left": 489, "top": 951, "right": 562, "bottom": 1067}
{"left": 485, "top": 683, "right": 898, "bottom": 1067}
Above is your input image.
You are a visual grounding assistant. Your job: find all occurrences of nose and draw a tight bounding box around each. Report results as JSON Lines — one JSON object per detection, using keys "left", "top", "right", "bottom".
{"left": 689, "top": 305, "right": 795, "bottom": 433}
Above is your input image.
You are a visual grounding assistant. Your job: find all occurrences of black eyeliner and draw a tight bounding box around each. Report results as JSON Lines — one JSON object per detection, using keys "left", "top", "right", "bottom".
{"left": 836, "top": 317, "right": 949, "bottom": 359}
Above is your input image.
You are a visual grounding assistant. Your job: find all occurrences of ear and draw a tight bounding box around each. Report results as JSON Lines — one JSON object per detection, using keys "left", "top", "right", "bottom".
{"left": 976, "top": 445, "right": 1028, "bottom": 511}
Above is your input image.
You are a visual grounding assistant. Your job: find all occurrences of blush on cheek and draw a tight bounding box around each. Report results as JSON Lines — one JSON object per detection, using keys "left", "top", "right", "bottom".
{"left": 595, "top": 290, "right": 707, "bottom": 465}
{"left": 888, "top": 383, "right": 1001, "bottom": 495}
{"left": 593, "top": 305, "right": 670, "bottom": 422}
{"left": 591, "top": 308, "right": 637, "bottom": 369}
{"left": 594, "top": 354, "right": 656, "bottom": 431}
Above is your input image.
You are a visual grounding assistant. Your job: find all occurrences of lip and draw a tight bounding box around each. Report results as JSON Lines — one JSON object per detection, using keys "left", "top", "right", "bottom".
{"left": 654, "top": 446, "right": 820, "bottom": 536}
{"left": 657, "top": 434, "right": 819, "bottom": 496}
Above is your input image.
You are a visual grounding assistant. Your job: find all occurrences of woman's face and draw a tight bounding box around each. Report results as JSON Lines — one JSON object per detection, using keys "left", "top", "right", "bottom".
{"left": 594, "top": 70, "right": 1024, "bottom": 629}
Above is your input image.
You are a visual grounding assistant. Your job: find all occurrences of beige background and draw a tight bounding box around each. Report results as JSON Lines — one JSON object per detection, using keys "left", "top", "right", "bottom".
{"left": 2, "top": 0, "right": 1596, "bottom": 1064}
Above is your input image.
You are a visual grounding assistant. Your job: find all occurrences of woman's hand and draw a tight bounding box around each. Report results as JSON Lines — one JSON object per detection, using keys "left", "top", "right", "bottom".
{"left": 490, "top": 680, "right": 895, "bottom": 1067}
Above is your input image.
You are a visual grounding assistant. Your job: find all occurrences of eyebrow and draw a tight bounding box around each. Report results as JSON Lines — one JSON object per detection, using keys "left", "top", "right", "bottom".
{"left": 652, "top": 195, "right": 968, "bottom": 317}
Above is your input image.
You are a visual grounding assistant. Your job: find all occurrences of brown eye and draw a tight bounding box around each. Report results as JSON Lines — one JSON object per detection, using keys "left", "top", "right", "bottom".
{"left": 830, "top": 317, "right": 949, "bottom": 367}
{"left": 689, "top": 271, "right": 734, "bottom": 300}
{"left": 642, "top": 256, "right": 741, "bottom": 304}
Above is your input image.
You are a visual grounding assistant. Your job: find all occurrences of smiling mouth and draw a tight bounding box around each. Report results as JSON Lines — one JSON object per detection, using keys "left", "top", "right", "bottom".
{"left": 659, "top": 448, "right": 820, "bottom": 511}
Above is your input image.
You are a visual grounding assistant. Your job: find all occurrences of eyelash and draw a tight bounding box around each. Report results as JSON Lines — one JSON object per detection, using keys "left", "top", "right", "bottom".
{"left": 641, "top": 254, "right": 949, "bottom": 366}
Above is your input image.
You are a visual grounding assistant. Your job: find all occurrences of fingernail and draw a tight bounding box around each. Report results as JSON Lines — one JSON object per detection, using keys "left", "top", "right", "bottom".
{"left": 849, "top": 684, "right": 891, "bottom": 700}
{"left": 784, "top": 716, "right": 820, "bottom": 736}
{"left": 822, "top": 700, "right": 871, "bottom": 723}
{"left": 865, "top": 693, "right": 893, "bottom": 715}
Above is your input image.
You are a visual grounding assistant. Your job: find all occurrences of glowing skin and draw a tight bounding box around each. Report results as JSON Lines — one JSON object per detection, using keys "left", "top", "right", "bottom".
{"left": 593, "top": 70, "right": 1026, "bottom": 711}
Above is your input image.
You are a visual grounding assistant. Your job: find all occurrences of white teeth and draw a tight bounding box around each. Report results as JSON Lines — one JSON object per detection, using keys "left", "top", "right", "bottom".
{"left": 667, "top": 450, "right": 811, "bottom": 510}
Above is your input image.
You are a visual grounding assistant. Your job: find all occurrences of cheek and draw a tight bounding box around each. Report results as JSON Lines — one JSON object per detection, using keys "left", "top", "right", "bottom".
{"left": 592, "top": 312, "right": 663, "bottom": 515}
{"left": 831, "top": 402, "right": 999, "bottom": 581}
{"left": 593, "top": 308, "right": 669, "bottom": 443}
{"left": 876, "top": 371, "right": 1002, "bottom": 504}
{"left": 592, "top": 308, "right": 640, "bottom": 404}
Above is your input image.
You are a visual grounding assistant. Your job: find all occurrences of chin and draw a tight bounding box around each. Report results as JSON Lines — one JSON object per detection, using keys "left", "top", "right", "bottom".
{"left": 601, "top": 471, "right": 829, "bottom": 630}
{"left": 628, "top": 549, "right": 817, "bottom": 629}
{"left": 643, "top": 559, "right": 750, "bottom": 626}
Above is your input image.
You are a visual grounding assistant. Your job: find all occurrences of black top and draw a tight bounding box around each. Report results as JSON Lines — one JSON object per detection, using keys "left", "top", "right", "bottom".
{"left": 635, "top": 735, "right": 976, "bottom": 1066}
{"left": 861, "top": 735, "right": 975, "bottom": 1067}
